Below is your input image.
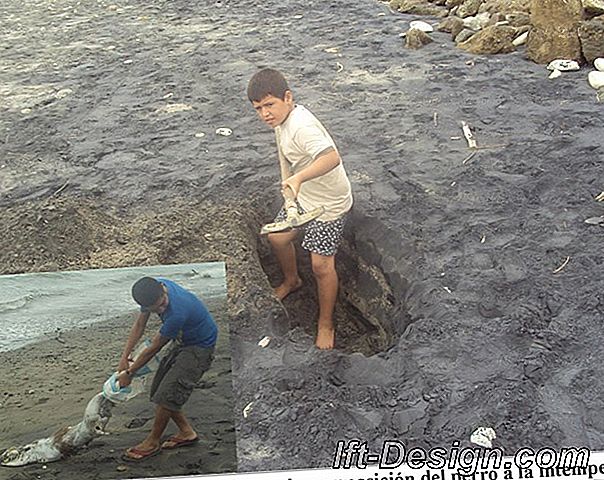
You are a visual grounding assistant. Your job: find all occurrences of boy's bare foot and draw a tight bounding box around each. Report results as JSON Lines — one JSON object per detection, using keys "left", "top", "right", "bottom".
{"left": 274, "top": 278, "right": 303, "bottom": 300}
{"left": 315, "top": 326, "right": 335, "bottom": 350}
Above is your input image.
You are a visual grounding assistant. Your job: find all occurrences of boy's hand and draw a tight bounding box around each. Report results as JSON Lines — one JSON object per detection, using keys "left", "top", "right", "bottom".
{"left": 281, "top": 150, "right": 340, "bottom": 197}
{"left": 282, "top": 176, "right": 301, "bottom": 198}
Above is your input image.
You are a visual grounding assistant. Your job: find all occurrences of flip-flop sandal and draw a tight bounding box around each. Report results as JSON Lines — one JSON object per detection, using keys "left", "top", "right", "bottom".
{"left": 161, "top": 436, "right": 199, "bottom": 450}
{"left": 122, "top": 446, "right": 161, "bottom": 462}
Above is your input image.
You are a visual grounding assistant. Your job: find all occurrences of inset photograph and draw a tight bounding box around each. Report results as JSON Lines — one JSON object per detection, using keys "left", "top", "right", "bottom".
{"left": 0, "top": 263, "right": 236, "bottom": 479}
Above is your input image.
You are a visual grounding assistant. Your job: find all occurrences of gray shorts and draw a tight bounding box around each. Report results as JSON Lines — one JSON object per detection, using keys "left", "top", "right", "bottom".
{"left": 150, "top": 344, "right": 214, "bottom": 411}
{"left": 274, "top": 203, "right": 348, "bottom": 257}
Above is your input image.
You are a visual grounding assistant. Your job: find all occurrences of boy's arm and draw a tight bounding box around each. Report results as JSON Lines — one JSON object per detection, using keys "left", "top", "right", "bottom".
{"left": 276, "top": 131, "right": 291, "bottom": 182}
{"left": 282, "top": 147, "right": 340, "bottom": 195}
{"left": 279, "top": 150, "right": 291, "bottom": 182}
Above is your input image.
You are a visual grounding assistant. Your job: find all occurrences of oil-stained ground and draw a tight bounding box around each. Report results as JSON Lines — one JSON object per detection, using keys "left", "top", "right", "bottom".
{"left": 1, "top": 0, "right": 603, "bottom": 475}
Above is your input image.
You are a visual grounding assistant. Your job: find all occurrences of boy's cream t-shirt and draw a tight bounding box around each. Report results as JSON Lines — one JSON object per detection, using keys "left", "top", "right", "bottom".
{"left": 275, "top": 104, "right": 353, "bottom": 222}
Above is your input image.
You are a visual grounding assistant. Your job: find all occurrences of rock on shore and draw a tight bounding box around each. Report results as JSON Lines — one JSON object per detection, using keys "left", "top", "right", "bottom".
{"left": 580, "top": 15, "right": 604, "bottom": 63}
{"left": 526, "top": 0, "right": 583, "bottom": 64}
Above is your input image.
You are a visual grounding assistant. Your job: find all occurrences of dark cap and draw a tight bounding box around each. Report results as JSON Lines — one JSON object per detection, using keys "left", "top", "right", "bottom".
{"left": 131, "top": 277, "right": 163, "bottom": 310}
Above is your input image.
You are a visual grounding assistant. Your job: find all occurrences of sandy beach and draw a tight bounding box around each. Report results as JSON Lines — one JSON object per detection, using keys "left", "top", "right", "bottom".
{"left": 1, "top": 0, "right": 603, "bottom": 475}
{"left": 0, "top": 300, "right": 236, "bottom": 479}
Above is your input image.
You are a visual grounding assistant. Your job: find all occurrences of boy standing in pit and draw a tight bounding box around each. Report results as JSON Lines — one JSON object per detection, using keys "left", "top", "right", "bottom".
{"left": 247, "top": 68, "right": 353, "bottom": 350}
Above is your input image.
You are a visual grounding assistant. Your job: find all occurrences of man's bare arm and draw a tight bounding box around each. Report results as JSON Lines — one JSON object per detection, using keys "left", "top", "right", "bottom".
{"left": 118, "top": 311, "right": 150, "bottom": 371}
{"left": 117, "top": 332, "right": 171, "bottom": 387}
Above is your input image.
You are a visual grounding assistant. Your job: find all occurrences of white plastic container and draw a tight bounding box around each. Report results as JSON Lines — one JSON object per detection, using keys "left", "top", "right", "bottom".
{"left": 101, "top": 339, "right": 162, "bottom": 404}
{"left": 130, "top": 339, "right": 161, "bottom": 377}
{"left": 547, "top": 59, "right": 580, "bottom": 71}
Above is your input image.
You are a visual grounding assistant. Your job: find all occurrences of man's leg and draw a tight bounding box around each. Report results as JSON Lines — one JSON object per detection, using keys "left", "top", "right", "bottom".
{"left": 268, "top": 229, "right": 302, "bottom": 300}
{"left": 162, "top": 410, "right": 198, "bottom": 445}
{"left": 125, "top": 404, "right": 172, "bottom": 458}
{"left": 126, "top": 405, "right": 198, "bottom": 457}
{"left": 310, "top": 252, "right": 338, "bottom": 349}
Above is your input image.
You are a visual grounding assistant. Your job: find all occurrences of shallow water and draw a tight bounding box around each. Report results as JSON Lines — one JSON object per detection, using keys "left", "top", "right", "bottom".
{"left": 0, "top": 262, "right": 226, "bottom": 352}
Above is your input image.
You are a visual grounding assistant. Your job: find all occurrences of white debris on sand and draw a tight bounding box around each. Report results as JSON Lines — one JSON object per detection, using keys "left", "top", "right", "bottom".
{"left": 470, "top": 427, "right": 496, "bottom": 448}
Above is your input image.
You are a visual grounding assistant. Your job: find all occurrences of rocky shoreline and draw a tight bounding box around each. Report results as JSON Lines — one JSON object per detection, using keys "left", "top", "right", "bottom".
{"left": 389, "top": 0, "right": 603, "bottom": 64}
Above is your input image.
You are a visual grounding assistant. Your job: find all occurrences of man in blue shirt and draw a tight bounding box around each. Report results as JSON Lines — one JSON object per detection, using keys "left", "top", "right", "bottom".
{"left": 118, "top": 276, "right": 217, "bottom": 461}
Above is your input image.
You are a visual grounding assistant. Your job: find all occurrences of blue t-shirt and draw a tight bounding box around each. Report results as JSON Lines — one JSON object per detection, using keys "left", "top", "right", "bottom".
{"left": 155, "top": 278, "right": 217, "bottom": 348}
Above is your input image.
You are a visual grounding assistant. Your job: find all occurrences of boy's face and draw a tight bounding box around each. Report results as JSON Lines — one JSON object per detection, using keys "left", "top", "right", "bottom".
{"left": 252, "top": 91, "right": 294, "bottom": 128}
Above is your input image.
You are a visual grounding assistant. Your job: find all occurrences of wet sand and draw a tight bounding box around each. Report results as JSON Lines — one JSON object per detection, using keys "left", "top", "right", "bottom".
{"left": 1, "top": 0, "right": 603, "bottom": 475}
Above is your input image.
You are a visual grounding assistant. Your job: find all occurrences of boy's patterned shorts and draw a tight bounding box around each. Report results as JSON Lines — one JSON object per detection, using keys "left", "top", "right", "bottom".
{"left": 273, "top": 203, "right": 348, "bottom": 257}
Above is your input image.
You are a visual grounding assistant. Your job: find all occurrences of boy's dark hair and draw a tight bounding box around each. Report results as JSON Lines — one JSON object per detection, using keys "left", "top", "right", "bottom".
{"left": 132, "top": 277, "right": 163, "bottom": 308}
{"left": 247, "top": 68, "right": 290, "bottom": 103}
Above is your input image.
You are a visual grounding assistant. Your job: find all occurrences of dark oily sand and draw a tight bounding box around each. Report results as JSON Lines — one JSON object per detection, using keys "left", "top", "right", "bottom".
{"left": 1, "top": 0, "right": 604, "bottom": 475}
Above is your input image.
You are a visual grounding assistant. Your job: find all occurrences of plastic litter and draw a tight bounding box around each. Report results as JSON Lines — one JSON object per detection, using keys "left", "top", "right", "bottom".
{"left": 102, "top": 339, "right": 161, "bottom": 403}
{"left": 243, "top": 402, "right": 253, "bottom": 418}
{"left": 215, "top": 127, "right": 232, "bottom": 136}
{"left": 409, "top": 21, "right": 433, "bottom": 32}
{"left": 547, "top": 59, "right": 580, "bottom": 72}
{"left": 470, "top": 426, "right": 496, "bottom": 448}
